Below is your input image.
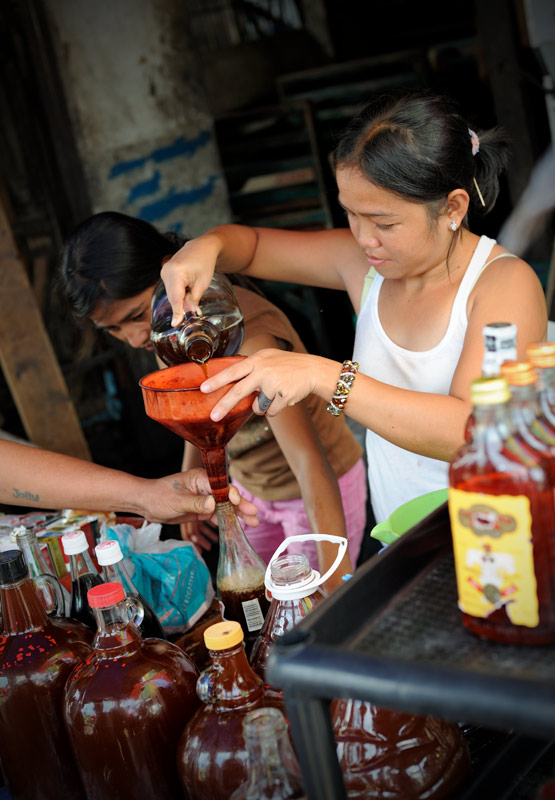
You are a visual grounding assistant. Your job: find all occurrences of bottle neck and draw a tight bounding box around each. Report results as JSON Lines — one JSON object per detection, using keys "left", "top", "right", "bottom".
{"left": 15, "top": 531, "right": 52, "bottom": 579}
{"left": 0, "top": 576, "right": 48, "bottom": 634}
{"left": 101, "top": 560, "right": 137, "bottom": 596}
{"left": 242, "top": 710, "right": 303, "bottom": 796}
{"left": 92, "top": 600, "right": 142, "bottom": 658}
{"left": 68, "top": 549, "right": 98, "bottom": 581}
{"left": 216, "top": 501, "right": 266, "bottom": 585}
{"left": 199, "top": 642, "right": 263, "bottom": 708}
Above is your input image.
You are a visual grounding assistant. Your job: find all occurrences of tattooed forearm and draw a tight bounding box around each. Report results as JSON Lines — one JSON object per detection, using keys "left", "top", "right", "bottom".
{"left": 13, "top": 488, "right": 40, "bottom": 503}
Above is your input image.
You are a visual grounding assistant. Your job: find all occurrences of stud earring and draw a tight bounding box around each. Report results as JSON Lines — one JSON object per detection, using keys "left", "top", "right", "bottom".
{"left": 449, "top": 220, "right": 458, "bottom": 232}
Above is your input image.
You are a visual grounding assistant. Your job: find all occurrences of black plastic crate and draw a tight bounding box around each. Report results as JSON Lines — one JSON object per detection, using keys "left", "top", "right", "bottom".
{"left": 268, "top": 503, "right": 555, "bottom": 799}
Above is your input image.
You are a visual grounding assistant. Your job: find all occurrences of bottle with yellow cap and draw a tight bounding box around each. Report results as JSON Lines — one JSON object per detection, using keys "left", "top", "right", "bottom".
{"left": 526, "top": 342, "right": 555, "bottom": 429}
{"left": 448, "top": 376, "right": 555, "bottom": 645}
{"left": 177, "top": 620, "right": 285, "bottom": 800}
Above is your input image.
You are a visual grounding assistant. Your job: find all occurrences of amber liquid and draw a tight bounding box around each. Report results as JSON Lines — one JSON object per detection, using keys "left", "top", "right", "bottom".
{"left": 450, "top": 471, "right": 555, "bottom": 644}
{"left": 177, "top": 642, "right": 285, "bottom": 800}
{"left": 152, "top": 317, "right": 244, "bottom": 367}
{"left": 64, "top": 634, "right": 200, "bottom": 799}
{"left": 219, "top": 580, "right": 270, "bottom": 656}
{"left": 331, "top": 700, "right": 469, "bottom": 800}
{"left": 250, "top": 591, "right": 324, "bottom": 694}
{"left": 0, "top": 579, "right": 92, "bottom": 800}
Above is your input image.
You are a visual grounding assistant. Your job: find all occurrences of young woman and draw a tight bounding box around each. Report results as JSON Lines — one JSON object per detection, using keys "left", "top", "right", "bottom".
{"left": 60, "top": 212, "right": 367, "bottom": 585}
{"left": 159, "top": 91, "right": 548, "bottom": 524}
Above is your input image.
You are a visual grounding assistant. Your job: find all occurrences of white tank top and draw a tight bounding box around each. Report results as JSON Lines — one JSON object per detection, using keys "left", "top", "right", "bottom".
{"left": 353, "top": 235, "right": 499, "bottom": 523}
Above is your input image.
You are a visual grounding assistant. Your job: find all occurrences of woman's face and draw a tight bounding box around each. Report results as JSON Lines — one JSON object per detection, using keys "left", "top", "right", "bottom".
{"left": 336, "top": 166, "right": 452, "bottom": 280}
{"left": 89, "top": 285, "right": 156, "bottom": 350}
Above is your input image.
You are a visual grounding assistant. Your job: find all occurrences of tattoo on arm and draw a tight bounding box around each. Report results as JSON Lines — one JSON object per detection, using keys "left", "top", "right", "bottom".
{"left": 13, "top": 488, "right": 40, "bottom": 503}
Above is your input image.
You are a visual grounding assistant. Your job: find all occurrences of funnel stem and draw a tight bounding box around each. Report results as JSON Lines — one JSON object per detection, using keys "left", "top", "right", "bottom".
{"left": 200, "top": 447, "right": 230, "bottom": 503}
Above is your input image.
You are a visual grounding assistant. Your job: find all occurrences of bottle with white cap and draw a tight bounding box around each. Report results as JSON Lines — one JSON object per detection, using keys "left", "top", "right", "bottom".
{"left": 95, "top": 539, "right": 167, "bottom": 640}
{"left": 61, "top": 528, "right": 103, "bottom": 631}
{"left": 481, "top": 322, "right": 518, "bottom": 377}
{"left": 250, "top": 534, "right": 347, "bottom": 696}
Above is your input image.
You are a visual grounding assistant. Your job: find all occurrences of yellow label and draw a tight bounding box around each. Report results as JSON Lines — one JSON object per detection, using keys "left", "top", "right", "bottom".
{"left": 448, "top": 489, "right": 539, "bottom": 628}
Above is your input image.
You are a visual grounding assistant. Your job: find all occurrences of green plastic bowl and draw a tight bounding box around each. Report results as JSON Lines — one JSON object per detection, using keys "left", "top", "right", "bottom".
{"left": 370, "top": 489, "right": 449, "bottom": 546}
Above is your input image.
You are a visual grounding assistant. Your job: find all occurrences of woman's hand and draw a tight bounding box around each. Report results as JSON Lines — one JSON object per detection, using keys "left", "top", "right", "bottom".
{"left": 139, "top": 468, "right": 259, "bottom": 526}
{"left": 160, "top": 235, "right": 222, "bottom": 326}
{"left": 200, "top": 349, "right": 321, "bottom": 420}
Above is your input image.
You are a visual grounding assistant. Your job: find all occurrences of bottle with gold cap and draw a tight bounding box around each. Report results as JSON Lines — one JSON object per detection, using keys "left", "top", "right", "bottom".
{"left": 526, "top": 342, "right": 555, "bottom": 429}
{"left": 177, "top": 620, "right": 285, "bottom": 800}
{"left": 500, "top": 361, "right": 555, "bottom": 475}
{"left": 449, "top": 376, "right": 555, "bottom": 645}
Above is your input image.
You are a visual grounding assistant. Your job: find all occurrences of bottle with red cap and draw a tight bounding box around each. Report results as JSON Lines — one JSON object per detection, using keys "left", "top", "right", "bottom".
{"left": 527, "top": 342, "right": 555, "bottom": 428}
{"left": 0, "top": 549, "right": 92, "bottom": 800}
{"left": 64, "top": 581, "right": 200, "bottom": 800}
{"left": 95, "top": 539, "right": 167, "bottom": 640}
{"left": 62, "top": 528, "right": 104, "bottom": 631}
{"left": 177, "top": 620, "right": 285, "bottom": 800}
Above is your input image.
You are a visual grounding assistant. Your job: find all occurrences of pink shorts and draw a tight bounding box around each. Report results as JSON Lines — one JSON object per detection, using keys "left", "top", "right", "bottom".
{"left": 232, "top": 457, "right": 367, "bottom": 570}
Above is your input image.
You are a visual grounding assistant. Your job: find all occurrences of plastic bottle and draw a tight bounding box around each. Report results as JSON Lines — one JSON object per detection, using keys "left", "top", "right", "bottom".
{"left": 217, "top": 500, "right": 270, "bottom": 656}
{"left": 177, "top": 620, "right": 285, "bottom": 800}
{"left": 229, "top": 707, "right": 306, "bottom": 800}
{"left": 250, "top": 534, "right": 347, "bottom": 694}
{"left": 527, "top": 342, "right": 555, "bottom": 428}
{"left": 64, "top": 581, "right": 200, "bottom": 800}
{"left": 150, "top": 272, "right": 244, "bottom": 365}
{"left": 449, "top": 376, "right": 555, "bottom": 644}
{"left": 11, "top": 524, "right": 69, "bottom": 614}
{"left": 62, "top": 528, "right": 104, "bottom": 631}
{"left": 0, "top": 549, "right": 92, "bottom": 800}
{"left": 95, "top": 538, "right": 167, "bottom": 640}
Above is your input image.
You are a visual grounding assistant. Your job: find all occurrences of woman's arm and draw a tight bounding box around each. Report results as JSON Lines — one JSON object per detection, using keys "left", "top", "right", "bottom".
{"left": 201, "top": 256, "right": 548, "bottom": 464}
{"left": 161, "top": 225, "right": 365, "bottom": 325}
{"left": 0, "top": 439, "right": 259, "bottom": 527}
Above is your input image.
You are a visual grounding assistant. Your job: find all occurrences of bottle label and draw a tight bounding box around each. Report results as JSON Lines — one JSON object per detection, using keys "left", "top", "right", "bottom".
{"left": 448, "top": 489, "right": 539, "bottom": 627}
{"left": 241, "top": 598, "right": 265, "bottom": 632}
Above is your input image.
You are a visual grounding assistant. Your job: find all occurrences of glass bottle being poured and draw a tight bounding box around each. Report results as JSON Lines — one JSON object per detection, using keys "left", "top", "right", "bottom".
{"left": 150, "top": 272, "right": 244, "bottom": 365}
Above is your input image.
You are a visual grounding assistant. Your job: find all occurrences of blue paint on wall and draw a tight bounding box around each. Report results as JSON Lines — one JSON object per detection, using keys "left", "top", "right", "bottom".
{"left": 109, "top": 132, "right": 211, "bottom": 179}
{"left": 137, "top": 175, "right": 217, "bottom": 222}
{"left": 126, "top": 170, "right": 161, "bottom": 204}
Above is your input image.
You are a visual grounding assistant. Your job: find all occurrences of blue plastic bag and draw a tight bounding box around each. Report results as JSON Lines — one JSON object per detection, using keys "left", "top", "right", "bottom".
{"left": 104, "top": 521, "right": 214, "bottom": 634}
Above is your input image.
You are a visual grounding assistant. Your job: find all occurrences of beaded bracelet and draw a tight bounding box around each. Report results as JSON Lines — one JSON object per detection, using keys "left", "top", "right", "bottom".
{"left": 326, "top": 360, "right": 359, "bottom": 417}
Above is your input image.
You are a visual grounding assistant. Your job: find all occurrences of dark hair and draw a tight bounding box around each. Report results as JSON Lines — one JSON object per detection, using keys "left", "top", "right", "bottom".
{"left": 59, "top": 211, "right": 188, "bottom": 318}
{"left": 333, "top": 91, "right": 511, "bottom": 222}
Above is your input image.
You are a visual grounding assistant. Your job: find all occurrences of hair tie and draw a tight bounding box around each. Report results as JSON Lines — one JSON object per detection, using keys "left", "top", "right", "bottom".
{"left": 468, "top": 129, "right": 480, "bottom": 156}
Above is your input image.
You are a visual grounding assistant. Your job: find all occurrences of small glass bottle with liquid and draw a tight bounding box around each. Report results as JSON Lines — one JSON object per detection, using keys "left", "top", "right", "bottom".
{"left": 150, "top": 272, "right": 244, "bottom": 365}
{"left": 61, "top": 528, "right": 104, "bottom": 631}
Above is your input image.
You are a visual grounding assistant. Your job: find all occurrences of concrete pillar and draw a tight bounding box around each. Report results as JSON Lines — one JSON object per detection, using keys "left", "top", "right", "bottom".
{"left": 44, "top": 0, "right": 230, "bottom": 236}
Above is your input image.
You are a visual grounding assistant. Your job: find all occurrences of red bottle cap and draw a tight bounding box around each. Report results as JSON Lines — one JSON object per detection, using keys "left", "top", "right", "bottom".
{"left": 88, "top": 582, "right": 125, "bottom": 608}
